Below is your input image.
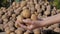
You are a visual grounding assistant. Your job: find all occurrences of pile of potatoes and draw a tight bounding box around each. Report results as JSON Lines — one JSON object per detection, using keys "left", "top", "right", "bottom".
{"left": 0, "top": 0, "right": 60, "bottom": 34}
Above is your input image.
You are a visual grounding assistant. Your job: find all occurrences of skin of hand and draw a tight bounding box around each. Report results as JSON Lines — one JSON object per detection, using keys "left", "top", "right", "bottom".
{"left": 18, "top": 14, "right": 60, "bottom": 30}
{"left": 19, "top": 19, "right": 44, "bottom": 30}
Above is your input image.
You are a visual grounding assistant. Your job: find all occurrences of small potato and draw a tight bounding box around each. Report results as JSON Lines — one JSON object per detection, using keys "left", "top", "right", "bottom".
{"left": 35, "top": 4, "right": 40, "bottom": 9}
{"left": 12, "top": 14, "right": 16, "bottom": 18}
{"left": 21, "top": 9, "right": 31, "bottom": 18}
{"left": 33, "top": 28, "right": 41, "bottom": 34}
{"left": 2, "top": 15, "right": 7, "bottom": 19}
{"left": 20, "top": 1, "right": 27, "bottom": 7}
{"left": 10, "top": 32, "right": 15, "bottom": 34}
{"left": 8, "top": 21, "right": 14, "bottom": 27}
{"left": 15, "top": 3, "right": 20, "bottom": 8}
{"left": 44, "top": 10, "right": 50, "bottom": 16}
{"left": 15, "top": 21, "right": 20, "bottom": 28}
{"left": 5, "top": 27, "right": 11, "bottom": 34}
{"left": 17, "top": 15, "right": 23, "bottom": 23}
{"left": 10, "top": 27, "right": 15, "bottom": 32}
{"left": 0, "top": 24, "right": 3, "bottom": 31}
{"left": 3, "top": 18, "right": 8, "bottom": 23}
{"left": 12, "top": 2, "right": 16, "bottom": 6}
{"left": 14, "top": 7, "right": 22, "bottom": 15}
{"left": 54, "top": 28, "right": 60, "bottom": 33}
{"left": 31, "top": 14, "right": 37, "bottom": 20}
{"left": 15, "top": 28, "right": 24, "bottom": 34}
{"left": 24, "top": 30, "right": 31, "bottom": 34}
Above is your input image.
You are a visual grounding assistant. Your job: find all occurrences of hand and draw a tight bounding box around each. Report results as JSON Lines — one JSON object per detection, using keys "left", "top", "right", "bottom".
{"left": 19, "top": 19, "right": 44, "bottom": 30}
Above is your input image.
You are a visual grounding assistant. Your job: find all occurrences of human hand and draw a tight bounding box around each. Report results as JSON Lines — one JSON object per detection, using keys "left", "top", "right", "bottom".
{"left": 19, "top": 19, "right": 44, "bottom": 30}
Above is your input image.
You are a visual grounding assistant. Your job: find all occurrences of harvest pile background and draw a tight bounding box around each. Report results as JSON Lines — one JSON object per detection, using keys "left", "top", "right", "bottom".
{"left": 0, "top": 0, "right": 60, "bottom": 34}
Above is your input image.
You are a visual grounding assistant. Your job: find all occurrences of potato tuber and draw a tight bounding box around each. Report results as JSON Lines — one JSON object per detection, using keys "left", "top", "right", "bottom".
{"left": 5, "top": 27, "right": 11, "bottom": 34}
{"left": 17, "top": 15, "right": 23, "bottom": 23}
{"left": 20, "top": 1, "right": 27, "bottom": 7}
{"left": 54, "top": 28, "right": 60, "bottom": 33}
{"left": 21, "top": 9, "right": 31, "bottom": 18}
{"left": 8, "top": 21, "right": 14, "bottom": 27}
{"left": 33, "top": 28, "right": 41, "bottom": 34}
{"left": 15, "top": 28, "right": 24, "bottom": 34}
{"left": 31, "top": 14, "right": 37, "bottom": 20}
{"left": 10, "top": 32, "right": 15, "bottom": 34}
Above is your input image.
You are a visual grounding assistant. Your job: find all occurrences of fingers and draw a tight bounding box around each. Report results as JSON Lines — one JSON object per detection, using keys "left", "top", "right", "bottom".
{"left": 19, "top": 23, "right": 27, "bottom": 30}
{"left": 23, "top": 19, "right": 33, "bottom": 24}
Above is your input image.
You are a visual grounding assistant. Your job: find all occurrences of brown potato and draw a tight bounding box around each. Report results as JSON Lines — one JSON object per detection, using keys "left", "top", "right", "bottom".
{"left": 12, "top": 14, "right": 16, "bottom": 18}
{"left": 24, "top": 30, "right": 31, "bottom": 34}
{"left": 21, "top": 9, "right": 31, "bottom": 18}
{"left": 10, "top": 27, "right": 15, "bottom": 32}
{"left": 8, "top": 21, "right": 14, "bottom": 27}
{"left": 20, "top": 1, "right": 27, "bottom": 7}
{"left": 33, "top": 28, "right": 41, "bottom": 34}
{"left": 54, "top": 28, "right": 60, "bottom": 32}
{"left": 31, "top": 14, "right": 37, "bottom": 20}
{"left": 17, "top": 15, "right": 23, "bottom": 23}
{"left": 5, "top": 27, "right": 11, "bottom": 34}
{"left": 15, "top": 28, "right": 24, "bottom": 34}
{"left": 10, "top": 32, "right": 15, "bottom": 34}
{"left": 0, "top": 24, "right": 3, "bottom": 31}
{"left": 3, "top": 18, "right": 8, "bottom": 23}
{"left": 44, "top": 10, "right": 50, "bottom": 16}
{"left": 15, "top": 21, "right": 20, "bottom": 28}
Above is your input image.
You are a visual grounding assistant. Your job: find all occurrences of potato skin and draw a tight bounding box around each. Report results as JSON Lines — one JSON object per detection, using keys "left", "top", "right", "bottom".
{"left": 21, "top": 9, "right": 31, "bottom": 18}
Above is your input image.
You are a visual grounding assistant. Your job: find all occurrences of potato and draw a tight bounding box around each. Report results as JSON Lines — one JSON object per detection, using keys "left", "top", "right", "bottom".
{"left": 54, "top": 28, "right": 60, "bottom": 32}
{"left": 12, "top": 14, "right": 16, "bottom": 18}
{"left": 0, "top": 24, "right": 3, "bottom": 31}
{"left": 10, "top": 32, "right": 15, "bottom": 34}
{"left": 34, "top": 0, "right": 38, "bottom": 4}
{"left": 44, "top": 10, "right": 50, "bottom": 16}
{"left": 33, "top": 28, "right": 41, "bottom": 34}
{"left": 0, "top": 10, "right": 3, "bottom": 15}
{"left": 5, "top": 27, "right": 11, "bottom": 34}
{"left": 46, "top": 5, "right": 51, "bottom": 11}
{"left": 14, "top": 7, "right": 22, "bottom": 15}
{"left": 8, "top": 21, "right": 14, "bottom": 27}
{"left": 2, "top": 15, "right": 7, "bottom": 19}
{"left": 42, "top": 5, "right": 45, "bottom": 11}
{"left": 35, "top": 4, "right": 40, "bottom": 9}
{"left": 3, "top": 23, "right": 8, "bottom": 29}
{"left": 21, "top": 9, "right": 31, "bottom": 18}
{"left": 20, "top": 1, "right": 27, "bottom": 7}
{"left": 31, "top": 14, "right": 37, "bottom": 20}
{"left": 15, "top": 28, "right": 24, "bottom": 34}
{"left": 15, "top": 3, "right": 20, "bottom": 8}
{"left": 15, "top": 21, "right": 20, "bottom": 28}
{"left": 24, "top": 30, "right": 31, "bottom": 34}
{"left": 56, "top": 9, "right": 60, "bottom": 14}
{"left": 12, "top": 2, "right": 16, "bottom": 6}
{"left": 10, "top": 27, "right": 15, "bottom": 32}
{"left": 17, "top": 15, "right": 23, "bottom": 23}
{"left": 51, "top": 11, "right": 56, "bottom": 16}
{"left": 3, "top": 18, "right": 8, "bottom": 23}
